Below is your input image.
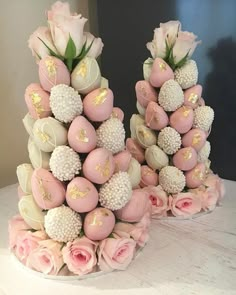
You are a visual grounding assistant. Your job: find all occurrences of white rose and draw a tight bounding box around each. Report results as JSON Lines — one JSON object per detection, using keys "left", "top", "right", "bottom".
{"left": 146, "top": 20, "right": 181, "bottom": 59}
{"left": 160, "top": 20, "right": 181, "bottom": 47}
{"left": 83, "top": 32, "right": 104, "bottom": 58}
{"left": 172, "top": 31, "right": 201, "bottom": 63}
{"left": 146, "top": 28, "right": 166, "bottom": 58}
{"left": 47, "top": 2, "right": 87, "bottom": 57}
{"left": 28, "top": 27, "right": 58, "bottom": 62}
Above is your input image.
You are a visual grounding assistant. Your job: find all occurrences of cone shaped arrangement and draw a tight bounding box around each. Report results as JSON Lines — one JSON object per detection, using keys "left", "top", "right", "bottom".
{"left": 9, "top": 1, "right": 152, "bottom": 277}
{"left": 127, "top": 20, "right": 225, "bottom": 219}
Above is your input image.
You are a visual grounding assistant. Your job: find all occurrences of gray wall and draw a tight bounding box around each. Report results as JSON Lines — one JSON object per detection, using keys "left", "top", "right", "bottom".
{"left": 0, "top": 0, "right": 90, "bottom": 188}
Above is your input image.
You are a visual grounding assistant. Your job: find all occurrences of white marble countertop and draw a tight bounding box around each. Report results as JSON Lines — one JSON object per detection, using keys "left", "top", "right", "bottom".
{"left": 0, "top": 180, "right": 236, "bottom": 295}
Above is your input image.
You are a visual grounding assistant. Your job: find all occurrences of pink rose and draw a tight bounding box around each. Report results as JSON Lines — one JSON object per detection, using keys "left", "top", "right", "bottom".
{"left": 28, "top": 26, "right": 58, "bottom": 62}
{"left": 170, "top": 192, "right": 201, "bottom": 217}
{"left": 114, "top": 214, "right": 150, "bottom": 247}
{"left": 146, "top": 21, "right": 181, "bottom": 58}
{"left": 98, "top": 235, "right": 136, "bottom": 271}
{"left": 144, "top": 185, "right": 169, "bottom": 217}
{"left": 202, "top": 188, "right": 218, "bottom": 211}
{"left": 172, "top": 31, "right": 201, "bottom": 63}
{"left": 62, "top": 237, "right": 97, "bottom": 275}
{"left": 204, "top": 173, "right": 225, "bottom": 205}
{"left": 190, "top": 185, "right": 218, "bottom": 211}
{"left": 8, "top": 215, "right": 31, "bottom": 249}
{"left": 83, "top": 32, "right": 104, "bottom": 58}
{"left": 48, "top": 1, "right": 87, "bottom": 57}
{"left": 27, "top": 239, "right": 64, "bottom": 275}
{"left": 15, "top": 231, "right": 47, "bottom": 264}
{"left": 160, "top": 20, "right": 181, "bottom": 46}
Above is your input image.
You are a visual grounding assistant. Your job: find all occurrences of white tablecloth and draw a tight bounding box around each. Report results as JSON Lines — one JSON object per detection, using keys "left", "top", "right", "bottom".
{"left": 0, "top": 180, "right": 235, "bottom": 295}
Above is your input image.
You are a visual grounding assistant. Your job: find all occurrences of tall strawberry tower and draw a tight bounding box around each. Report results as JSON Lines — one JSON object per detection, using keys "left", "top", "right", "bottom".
{"left": 8, "top": 1, "right": 152, "bottom": 277}
{"left": 127, "top": 21, "right": 225, "bottom": 218}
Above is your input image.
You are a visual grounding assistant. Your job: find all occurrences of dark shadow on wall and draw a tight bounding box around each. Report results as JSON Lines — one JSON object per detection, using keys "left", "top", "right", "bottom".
{"left": 97, "top": 0, "right": 177, "bottom": 137}
{"left": 204, "top": 38, "right": 236, "bottom": 180}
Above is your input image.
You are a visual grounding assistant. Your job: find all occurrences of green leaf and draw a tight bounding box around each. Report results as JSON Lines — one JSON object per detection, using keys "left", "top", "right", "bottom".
{"left": 164, "top": 38, "right": 175, "bottom": 60}
{"left": 37, "top": 37, "right": 62, "bottom": 59}
{"left": 22, "top": 228, "right": 37, "bottom": 232}
{"left": 166, "top": 47, "right": 175, "bottom": 70}
{"left": 65, "top": 58, "right": 73, "bottom": 72}
{"left": 71, "top": 39, "right": 95, "bottom": 70}
{"left": 79, "top": 229, "right": 85, "bottom": 238}
{"left": 174, "top": 51, "right": 190, "bottom": 69}
{"left": 108, "top": 233, "right": 115, "bottom": 239}
{"left": 58, "top": 263, "right": 66, "bottom": 274}
{"left": 182, "top": 187, "right": 189, "bottom": 192}
{"left": 34, "top": 50, "right": 41, "bottom": 60}
{"left": 164, "top": 39, "right": 171, "bottom": 60}
{"left": 143, "top": 58, "right": 154, "bottom": 66}
{"left": 75, "top": 40, "right": 87, "bottom": 59}
{"left": 77, "top": 39, "right": 94, "bottom": 60}
{"left": 83, "top": 39, "right": 94, "bottom": 56}
{"left": 64, "top": 35, "right": 77, "bottom": 59}
{"left": 60, "top": 242, "right": 66, "bottom": 251}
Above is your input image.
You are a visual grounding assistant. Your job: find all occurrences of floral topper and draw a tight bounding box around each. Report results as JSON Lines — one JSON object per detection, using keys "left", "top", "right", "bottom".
{"left": 146, "top": 21, "right": 201, "bottom": 70}
{"left": 28, "top": 1, "right": 103, "bottom": 71}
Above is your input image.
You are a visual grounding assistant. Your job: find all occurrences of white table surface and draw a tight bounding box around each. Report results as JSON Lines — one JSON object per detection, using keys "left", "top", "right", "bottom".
{"left": 0, "top": 180, "right": 235, "bottom": 295}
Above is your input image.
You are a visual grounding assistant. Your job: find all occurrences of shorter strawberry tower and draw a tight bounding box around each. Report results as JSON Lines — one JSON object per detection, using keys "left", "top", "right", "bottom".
{"left": 8, "top": 1, "right": 152, "bottom": 277}
{"left": 127, "top": 21, "right": 225, "bottom": 218}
